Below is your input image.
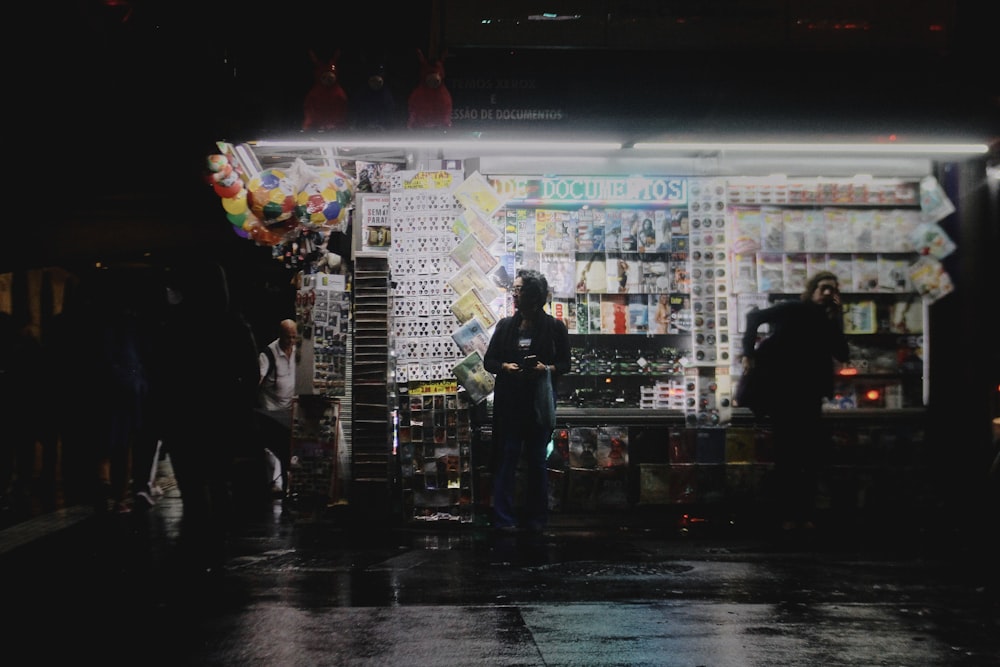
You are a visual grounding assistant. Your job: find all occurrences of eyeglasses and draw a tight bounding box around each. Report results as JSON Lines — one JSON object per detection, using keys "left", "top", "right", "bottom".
{"left": 512, "top": 285, "right": 523, "bottom": 293}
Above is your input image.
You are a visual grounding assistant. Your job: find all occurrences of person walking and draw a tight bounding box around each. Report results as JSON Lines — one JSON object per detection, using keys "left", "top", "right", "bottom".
{"left": 256, "top": 318, "right": 298, "bottom": 499}
{"left": 741, "top": 270, "right": 849, "bottom": 532}
{"left": 152, "top": 262, "right": 260, "bottom": 570}
{"left": 483, "top": 269, "right": 570, "bottom": 533}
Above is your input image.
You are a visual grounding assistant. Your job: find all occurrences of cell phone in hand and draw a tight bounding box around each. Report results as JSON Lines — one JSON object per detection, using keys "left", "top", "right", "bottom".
{"left": 523, "top": 355, "right": 537, "bottom": 365}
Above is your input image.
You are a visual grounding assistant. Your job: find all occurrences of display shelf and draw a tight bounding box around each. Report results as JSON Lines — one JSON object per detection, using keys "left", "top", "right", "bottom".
{"left": 352, "top": 255, "right": 393, "bottom": 487}
{"left": 397, "top": 383, "right": 475, "bottom": 523}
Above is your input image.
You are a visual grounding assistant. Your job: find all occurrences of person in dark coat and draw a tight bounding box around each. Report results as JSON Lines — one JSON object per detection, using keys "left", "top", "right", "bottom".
{"left": 741, "top": 270, "right": 849, "bottom": 532}
{"left": 483, "top": 269, "right": 570, "bottom": 533}
{"left": 150, "top": 262, "right": 260, "bottom": 570}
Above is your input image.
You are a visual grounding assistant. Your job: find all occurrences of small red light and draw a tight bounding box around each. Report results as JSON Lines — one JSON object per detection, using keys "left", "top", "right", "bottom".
{"left": 838, "top": 367, "right": 859, "bottom": 376}
{"left": 865, "top": 389, "right": 881, "bottom": 401}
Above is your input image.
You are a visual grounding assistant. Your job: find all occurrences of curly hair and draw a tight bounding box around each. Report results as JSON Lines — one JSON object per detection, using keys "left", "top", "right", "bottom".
{"left": 802, "top": 271, "right": 839, "bottom": 301}
{"left": 516, "top": 269, "right": 549, "bottom": 312}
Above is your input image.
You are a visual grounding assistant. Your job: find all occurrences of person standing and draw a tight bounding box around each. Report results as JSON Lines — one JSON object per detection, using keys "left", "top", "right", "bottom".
{"left": 152, "top": 262, "right": 260, "bottom": 570}
{"left": 257, "top": 318, "right": 298, "bottom": 499}
{"left": 741, "top": 270, "right": 849, "bottom": 532}
{"left": 483, "top": 269, "right": 570, "bottom": 533}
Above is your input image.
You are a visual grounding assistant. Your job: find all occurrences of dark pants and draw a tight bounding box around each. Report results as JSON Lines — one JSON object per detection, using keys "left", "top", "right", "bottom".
{"left": 770, "top": 397, "right": 826, "bottom": 524}
{"left": 492, "top": 422, "right": 551, "bottom": 530}
{"left": 256, "top": 408, "right": 292, "bottom": 493}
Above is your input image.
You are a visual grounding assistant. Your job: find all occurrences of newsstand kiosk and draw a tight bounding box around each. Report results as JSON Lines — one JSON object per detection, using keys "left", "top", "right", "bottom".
{"left": 205, "top": 132, "right": 994, "bottom": 530}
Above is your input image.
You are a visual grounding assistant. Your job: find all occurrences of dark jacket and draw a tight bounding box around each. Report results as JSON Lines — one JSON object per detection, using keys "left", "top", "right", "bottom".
{"left": 484, "top": 311, "right": 570, "bottom": 433}
{"left": 742, "top": 299, "right": 849, "bottom": 406}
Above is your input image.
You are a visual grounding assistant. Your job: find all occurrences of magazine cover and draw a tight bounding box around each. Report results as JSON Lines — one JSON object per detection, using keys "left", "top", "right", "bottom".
{"left": 533, "top": 209, "right": 554, "bottom": 253}
{"left": 668, "top": 294, "right": 692, "bottom": 333}
{"left": 842, "top": 300, "right": 877, "bottom": 334}
{"left": 908, "top": 255, "right": 954, "bottom": 302}
{"left": 451, "top": 351, "right": 495, "bottom": 404}
{"left": 806, "top": 253, "right": 830, "bottom": 279}
{"left": 595, "top": 468, "right": 629, "bottom": 508}
{"left": 824, "top": 208, "right": 852, "bottom": 251}
{"left": 568, "top": 427, "right": 599, "bottom": 469}
{"left": 575, "top": 294, "right": 589, "bottom": 333}
{"left": 878, "top": 255, "right": 912, "bottom": 292}
{"left": 782, "top": 253, "right": 808, "bottom": 294}
{"left": 450, "top": 288, "right": 498, "bottom": 328}
{"left": 448, "top": 263, "right": 499, "bottom": 303}
{"left": 620, "top": 209, "right": 642, "bottom": 252}
{"left": 756, "top": 253, "right": 784, "bottom": 293}
{"left": 627, "top": 294, "right": 649, "bottom": 333}
{"left": 919, "top": 174, "right": 956, "bottom": 224}
{"left": 450, "top": 233, "right": 499, "bottom": 275}
{"left": 803, "top": 209, "right": 828, "bottom": 252}
{"left": 450, "top": 208, "right": 501, "bottom": 251}
{"left": 649, "top": 294, "right": 671, "bottom": 334}
{"left": 781, "top": 209, "right": 807, "bottom": 252}
{"left": 450, "top": 316, "right": 491, "bottom": 357}
{"left": 653, "top": 209, "right": 673, "bottom": 252}
{"left": 889, "top": 296, "right": 923, "bottom": 333}
{"left": 590, "top": 208, "right": 606, "bottom": 251}
{"left": 502, "top": 208, "right": 518, "bottom": 252}
{"left": 596, "top": 425, "right": 629, "bottom": 468}
{"left": 760, "top": 207, "right": 785, "bottom": 252}
{"left": 600, "top": 294, "right": 628, "bottom": 334}
{"left": 851, "top": 209, "right": 875, "bottom": 252}
{"left": 641, "top": 258, "right": 671, "bottom": 293}
{"left": 575, "top": 257, "right": 608, "bottom": 293}
{"left": 826, "top": 253, "right": 854, "bottom": 289}
{"left": 635, "top": 214, "right": 658, "bottom": 253}
{"left": 452, "top": 169, "right": 505, "bottom": 221}
{"left": 607, "top": 258, "right": 632, "bottom": 294}
{"left": 357, "top": 192, "right": 392, "bottom": 253}
{"left": 576, "top": 208, "right": 594, "bottom": 253}
{"left": 729, "top": 206, "right": 762, "bottom": 255}
{"left": 736, "top": 293, "right": 771, "bottom": 334}
{"left": 731, "top": 253, "right": 757, "bottom": 294}
{"left": 910, "top": 221, "right": 957, "bottom": 259}
{"left": 550, "top": 297, "right": 576, "bottom": 333}
{"left": 852, "top": 254, "right": 879, "bottom": 292}
{"left": 604, "top": 209, "right": 622, "bottom": 252}
{"left": 587, "top": 293, "right": 603, "bottom": 333}
{"left": 540, "top": 253, "right": 577, "bottom": 299}
{"left": 354, "top": 160, "right": 399, "bottom": 194}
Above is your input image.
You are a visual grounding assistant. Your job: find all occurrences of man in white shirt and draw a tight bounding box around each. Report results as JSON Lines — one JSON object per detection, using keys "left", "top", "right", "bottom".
{"left": 258, "top": 319, "right": 297, "bottom": 498}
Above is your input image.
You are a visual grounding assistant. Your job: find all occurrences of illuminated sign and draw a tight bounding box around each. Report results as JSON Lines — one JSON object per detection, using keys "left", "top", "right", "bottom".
{"left": 488, "top": 175, "right": 687, "bottom": 206}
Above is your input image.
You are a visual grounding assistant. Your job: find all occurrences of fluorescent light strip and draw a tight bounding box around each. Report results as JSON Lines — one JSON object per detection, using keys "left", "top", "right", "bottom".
{"left": 253, "top": 139, "right": 622, "bottom": 152}
{"left": 253, "top": 139, "right": 989, "bottom": 156}
{"left": 631, "top": 142, "right": 989, "bottom": 155}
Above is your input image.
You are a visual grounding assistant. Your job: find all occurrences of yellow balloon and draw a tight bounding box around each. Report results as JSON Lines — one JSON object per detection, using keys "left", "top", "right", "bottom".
{"left": 221, "top": 193, "right": 248, "bottom": 215}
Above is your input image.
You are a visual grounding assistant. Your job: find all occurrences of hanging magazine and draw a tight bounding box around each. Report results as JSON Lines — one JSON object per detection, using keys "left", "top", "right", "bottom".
{"left": 452, "top": 351, "right": 495, "bottom": 404}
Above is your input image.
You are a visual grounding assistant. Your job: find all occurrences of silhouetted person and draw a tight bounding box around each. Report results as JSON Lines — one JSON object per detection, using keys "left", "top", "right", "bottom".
{"left": 483, "top": 269, "right": 571, "bottom": 533}
{"left": 151, "top": 262, "right": 259, "bottom": 571}
{"left": 741, "top": 271, "right": 849, "bottom": 532}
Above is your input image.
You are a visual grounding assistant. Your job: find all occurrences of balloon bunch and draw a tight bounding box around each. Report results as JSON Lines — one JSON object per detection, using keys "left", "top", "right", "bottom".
{"left": 204, "top": 155, "right": 356, "bottom": 265}
{"left": 206, "top": 153, "right": 253, "bottom": 239}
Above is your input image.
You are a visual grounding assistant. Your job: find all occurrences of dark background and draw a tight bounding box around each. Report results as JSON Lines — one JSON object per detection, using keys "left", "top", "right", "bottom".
{"left": 13, "top": 0, "right": 998, "bottom": 272}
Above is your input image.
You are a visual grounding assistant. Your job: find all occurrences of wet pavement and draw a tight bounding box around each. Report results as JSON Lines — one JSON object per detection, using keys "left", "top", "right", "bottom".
{"left": 4, "top": 473, "right": 998, "bottom": 666}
